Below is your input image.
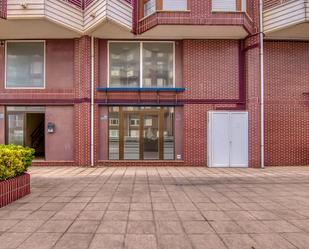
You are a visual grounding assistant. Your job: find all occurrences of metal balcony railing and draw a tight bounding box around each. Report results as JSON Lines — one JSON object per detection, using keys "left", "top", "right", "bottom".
{"left": 0, "top": 0, "right": 7, "bottom": 19}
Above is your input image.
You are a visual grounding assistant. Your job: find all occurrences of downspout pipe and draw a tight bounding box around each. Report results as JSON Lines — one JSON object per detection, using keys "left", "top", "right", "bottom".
{"left": 259, "top": 0, "right": 265, "bottom": 169}
{"left": 90, "top": 36, "right": 95, "bottom": 167}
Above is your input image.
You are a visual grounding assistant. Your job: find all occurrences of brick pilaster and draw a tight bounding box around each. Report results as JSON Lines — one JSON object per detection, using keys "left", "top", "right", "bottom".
{"left": 74, "top": 36, "right": 91, "bottom": 166}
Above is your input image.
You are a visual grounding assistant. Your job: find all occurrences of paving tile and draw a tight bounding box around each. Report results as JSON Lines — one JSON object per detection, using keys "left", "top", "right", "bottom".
{"left": 54, "top": 233, "right": 93, "bottom": 249}
{"left": 209, "top": 221, "right": 245, "bottom": 234}
{"left": 25, "top": 210, "right": 56, "bottom": 220}
{"left": 289, "top": 219, "right": 309, "bottom": 232}
{"left": 0, "top": 220, "right": 20, "bottom": 232}
{"left": 130, "top": 203, "right": 152, "bottom": 211}
{"left": 1, "top": 211, "right": 32, "bottom": 220}
{"left": 251, "top": 233, "right": 297, "bottom": 249}
{"left": 3, "top": 167, "right": 309, "bottom": 249}
{"left": 104, "top": 211, "right": 129, "bottom": 221}
{"left": 62, "top": 202, "right": 87, "bottom": 211}
{"left": 127, "top": 221, "right": 155, "bottom": 234}
{"left": 9, "top": 220, "right": 45, "bottom": 233}
{"left": 84, "top": 202, "right": 108, "bottom": 211}
{"left": 17, "top": 203, "right": 44, "bottom": 211}
{"left": 236, "top": 220, "right": 272, "bottom": 233}
{"left": 196, "top": 202, "right": 221, "bottom": 211}
{"left": 39, "top": 220, "right": 73, "bottom": 233}
{"left": 182, "top": 221, "right": 214, "bottom": 234}
{"left": 189, "top": 234, "right": 227, "bottom": 249}
{"left": 125, "top": 234, "right": 157, "bottom": 249}
{"left": 39, "top": 202, "right": 66, "bottom": 211}
{"left": 220, "top": 234, "right": 263, "bottom": 249}
{"left": 262, "top": 220, "right": 301, "bottom": 233}
{"left": 67, "top": 220, "right": 99, "bottom": 233}
{"left": 158, "top": 234, "right": 193, "bottom": 249}
{"left": 129, "top": 211, "right": 153, "bottom": 221}
{"left": 17, "top": 232, "right": 62, "bottom": 249}
{"left": 156, "top": 221, "right": 184, "bottom": 234}
{"left": 154, "top": 211, "right": 179, "bottom": 221}
{"left": 152, "top": 202, "right": 174, "bottom": 211}
{"left": 249, "top": 211, "right": 281, "bottom": 220}
{"left": 177, "top": 211, "right": 205, "bottom": 221}
{"left": 225, "top": 211, "right": 256, "bottom": 221}
{"left": 96, "top": 221, "right": 127, "bottom": 234}
{"left": 108, "top": 203, "right": 130, "bottom": 211}
{"left": 77, "top": 210, "right": 105, "bottom": 220}
{"left": 202, "top": 211, "right": 232, "bottom": 221}
{"left": 283, "top": 232, "right": 309, "bottom": 249}
{"left": 0, "top": 232, "right": 31, "bottom": 249}
{"left": 89, "top": 234, "right": 124, "bottom": 249}
{"left": 174, "top": 202, "right": 197, "bottom": 211}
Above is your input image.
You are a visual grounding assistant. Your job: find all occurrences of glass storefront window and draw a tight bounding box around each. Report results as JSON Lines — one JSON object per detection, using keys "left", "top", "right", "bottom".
{"left": 108, "top": 106, "right": 175, "bottom": 160}
{"left": 108, "top": 110, "right": 120, "bottom": 160}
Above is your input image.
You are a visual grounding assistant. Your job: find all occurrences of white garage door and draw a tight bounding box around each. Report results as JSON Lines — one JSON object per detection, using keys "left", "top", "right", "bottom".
{"left": 208, "top": 111, "right": 248, "bottom": 168}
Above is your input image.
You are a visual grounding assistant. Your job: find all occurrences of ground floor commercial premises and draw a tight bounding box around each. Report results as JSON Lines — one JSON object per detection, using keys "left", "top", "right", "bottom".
{"left": 0, "top": 38, "right": 308, "bottom": 167}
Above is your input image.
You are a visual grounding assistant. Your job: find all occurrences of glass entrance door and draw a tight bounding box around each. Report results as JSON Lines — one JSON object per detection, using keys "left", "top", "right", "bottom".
{"left": 123, "top": 113, "right": 140, "bottom": 160}
{"left": 108, "top": 107, "right": 174, "bottom": 160}
{"left": 7, "top": 114, "right": 24, "bottom": 145}
{"left": 143, "top": 114, "right": 159, "bottom": 160}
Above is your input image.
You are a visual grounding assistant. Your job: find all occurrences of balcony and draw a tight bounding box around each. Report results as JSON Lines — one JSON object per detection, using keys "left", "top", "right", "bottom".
{"left": 263, "top": 0, "right": 309, "bottom": 40}
{"left": 135, "top": 0, "right": 256, "bottom": 38}
{"left": 0, "top": 0, "right": 133, "bottom": 38}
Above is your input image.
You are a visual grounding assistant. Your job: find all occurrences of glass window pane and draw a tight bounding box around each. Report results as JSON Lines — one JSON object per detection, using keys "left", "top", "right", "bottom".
{"left": 163, "top": 0, "right": 187, "bottom": 10}
{"left": 144, "top": 114, "right": 159, "bottom": 160}
{"left": 8, "top": 114, "right": 24, "bottom": 145}
{"left": 109, "top": 108, "right": 119, "bottom": 160}
{"left": 109, "top": 43, "right": 140, "bottom": 87}
{"left": 124, "top": 114, "right": 140, "bottom": 160}
{"left": 6, "top": 42, "right": 44, "bottom": 88}
{"left": 143, "top": 43, "right": 174, "bottom": 88}
{"left": 144, "top": 0, "right": 156, "bottom": 16}
{"left": 164, "top": 107, "right": 174, "bottom": 160}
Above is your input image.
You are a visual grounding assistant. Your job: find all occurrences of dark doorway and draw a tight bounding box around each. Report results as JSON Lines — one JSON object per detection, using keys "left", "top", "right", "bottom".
{"left": 26, "top": 113, "right": 45, "bottom": 158}
{"left": 6, "top": 107, "right": 45, "bottom": 159}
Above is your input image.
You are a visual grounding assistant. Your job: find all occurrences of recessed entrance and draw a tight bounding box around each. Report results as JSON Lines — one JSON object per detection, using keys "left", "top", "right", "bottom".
{"left": 6, "top": 106, "right": 45, "bottom": 159}
{"left": 109, "top": 106, "right": 174, "bottom": 160}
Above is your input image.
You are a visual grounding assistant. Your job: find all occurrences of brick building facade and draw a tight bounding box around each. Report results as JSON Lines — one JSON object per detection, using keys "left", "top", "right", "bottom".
{"left": 0, "top": 0, "right": 308, "bottom": 167}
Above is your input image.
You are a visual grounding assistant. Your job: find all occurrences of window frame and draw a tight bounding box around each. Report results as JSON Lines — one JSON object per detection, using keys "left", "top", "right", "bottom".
{"left": 5, "top": 40, "right": 46, "bottom": 89}
{"left": 162, "top": 0, "right": 188, "bottom": 11}
{"left": 107, "top": 41, "right": 176, "bottom": 88}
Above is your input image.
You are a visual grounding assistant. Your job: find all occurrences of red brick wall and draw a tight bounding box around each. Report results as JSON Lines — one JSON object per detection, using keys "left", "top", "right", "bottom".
{"left": 265, "top": 41, "right": 309, "bottom": 166}
{"left": 183, "top": 40, "right": 240, "bottom": 100}
{"left": 182, "top": 40, "right": 242, "bottom": 166}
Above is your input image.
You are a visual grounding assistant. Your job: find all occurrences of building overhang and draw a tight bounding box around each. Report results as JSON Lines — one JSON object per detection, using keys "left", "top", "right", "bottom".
{"left": 135, "top": 24, "right": 249, "bottom": 39}
{"left": 0, "top": 0, "right": 133, "bottom": 39}
{"left": 264, "top": 0, "right": 309, "bottom": 40}
{"left": 0, "top": 19, "right": 81, "bottom": 39}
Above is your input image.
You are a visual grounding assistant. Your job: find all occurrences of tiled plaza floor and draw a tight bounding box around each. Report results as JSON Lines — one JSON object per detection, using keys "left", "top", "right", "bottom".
{"left": 1, "top": 167, "right": 309, "bottom": 249}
